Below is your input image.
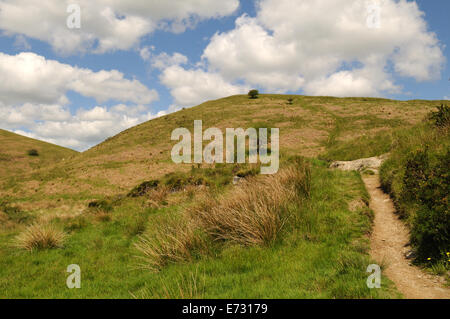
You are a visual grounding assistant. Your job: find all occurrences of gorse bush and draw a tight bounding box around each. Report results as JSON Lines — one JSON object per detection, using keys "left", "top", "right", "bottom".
{"left": 380, "top": 110, "right": 450, "bottom": 264}
{"left": 429, "top": 104, "right": 450, "bottom": 128}
{"left": 403, "top": 149, "right": 450, "bottom": 261}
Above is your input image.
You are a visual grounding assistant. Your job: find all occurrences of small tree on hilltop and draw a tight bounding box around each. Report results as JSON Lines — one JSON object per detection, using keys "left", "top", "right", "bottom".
{"left": 248, "top": 89, "right": 259, "bottom": 99}
{"left": 27, "top": 149, "right": 39, "bottom": 157}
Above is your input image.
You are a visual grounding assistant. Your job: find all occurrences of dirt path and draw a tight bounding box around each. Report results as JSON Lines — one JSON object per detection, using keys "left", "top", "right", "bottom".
{"left": 363, "top": 174, "right": 449, "bottom": 299}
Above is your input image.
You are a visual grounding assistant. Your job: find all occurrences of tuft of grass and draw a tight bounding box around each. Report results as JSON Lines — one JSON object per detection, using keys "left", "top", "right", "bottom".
{"left": 146, "top": 186, "right": 170, "bottom": 208}
{"left": 134, "top": 216, "right": 206, "bottom": 272}
{"left": 132, "top": 268, "right": 205, "bottom": 299}
{"left": 64, "top": 216, "right": 88, "bottom": 232}
{"left": 192, "top": 163, "right": 310, "bottom": 246}
{"left": 14, "top": 223, "right": 67, "bottom": 251}
{"left": 94, "top": 210, "right": 111, "bottom": 222}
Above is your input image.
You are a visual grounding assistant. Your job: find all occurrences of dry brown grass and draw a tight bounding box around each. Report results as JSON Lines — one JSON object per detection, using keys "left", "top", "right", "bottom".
{"left": 134, "top": 217, "right": 205, "bottom": 272}
{"left": 191, "top": 164, "right": 310, "bottom": 246}
{"left": 14, "top": 223, "right": 67, "bottom": 251}
{"left": 146, "top": 185, "right": 170, "bottom": 208}
{"left": 135, "top": 162, "right": 311, "bottom": 271}
{"left": 94, "top": 210, "right": 111, "bottom": 222}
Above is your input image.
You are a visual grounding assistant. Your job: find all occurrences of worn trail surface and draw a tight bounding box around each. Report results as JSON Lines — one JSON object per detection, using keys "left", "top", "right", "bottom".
{"left": 363, "top": 175, "right": 449, "bottom": 299}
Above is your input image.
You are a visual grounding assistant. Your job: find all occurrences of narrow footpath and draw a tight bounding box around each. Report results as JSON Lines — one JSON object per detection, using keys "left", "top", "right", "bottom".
{"left": 363, "top": 174, "right": 449, "bottom": 299}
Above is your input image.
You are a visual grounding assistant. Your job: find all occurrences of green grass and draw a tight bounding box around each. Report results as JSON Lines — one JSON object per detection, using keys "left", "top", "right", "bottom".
{"left": 321, "top": 131, "right": 393, "bottom": 161}
{"left": 0, "top": 162, "right": 399, "bottom": 298}
{"left": 0, "top": 129, "right": 78, "bottom": 175}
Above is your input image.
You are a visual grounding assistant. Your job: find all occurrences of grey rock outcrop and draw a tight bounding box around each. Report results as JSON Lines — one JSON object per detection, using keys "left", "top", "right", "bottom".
{"left": 330, "top": 154, "right": 389, "bottom": 172}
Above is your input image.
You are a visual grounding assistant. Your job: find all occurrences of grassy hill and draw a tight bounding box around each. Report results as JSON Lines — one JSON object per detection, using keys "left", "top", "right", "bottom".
{"left": 0, "top": 95, "right": 441, "bottom": 212}
{"left": 0, "top": 94, "right": 446, "bottom": 298}
{"left": 0, "top": 129, "right": 78, "bottom": 181}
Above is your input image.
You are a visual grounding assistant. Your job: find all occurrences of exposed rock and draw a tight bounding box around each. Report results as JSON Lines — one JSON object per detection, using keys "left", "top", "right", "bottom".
{"left": 330, "top": 154, "right": 389, "bottom": 172}
{"left": 232, "top": 176, "right": 242, "bottom": 185}
{"left": 405, "top": 250, "right": 417, "bottom": 260}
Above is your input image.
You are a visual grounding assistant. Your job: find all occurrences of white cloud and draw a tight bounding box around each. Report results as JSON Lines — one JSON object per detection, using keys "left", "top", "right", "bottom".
{"left": 303, "top": 62, "right": 401, "bottom": 97}
{"left": 1, "top": 102, "right": 166, "bottom": 151}
{"left": 0, "top": 52, "right": 163, "bottom": 150}
{"left": 151, "top": 52, "right": 189, "bottom": 70}
{"left": 160, "top": 65, "right": 248, "bottom": 107}
{"left": 139, "top": 48, "right": 189, "bottom": 70}
{"left": 0, "top": 0, "right": 239, "bottom": 54}
{"left": 198, "top": 0, "right": 445, "bottom": 97}
{"left": 139, "top": 46, "right": 153, "bottom": 61}
{"left": 0, "top": 52, "right": 158, "bottom": 105}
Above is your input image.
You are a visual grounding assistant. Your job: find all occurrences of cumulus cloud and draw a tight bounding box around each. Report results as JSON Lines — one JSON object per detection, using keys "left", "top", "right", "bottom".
{"left": 140, "top": 48, "right": 189, "bottom": 70}
{"left": 151, "top": 52, "right": 189, "bottom": 70}
{"left": 160, "top": 65, "right": 249, "bottom": 107}
{"left": 0, "top": 102, "right": 166, "bottom": 151}
{"left": 0, "top": 52, "right": 163, "bottom": 150}
{"left": 0, "top": 0, "right": 239, "bottom": 54}
{"left": 0, "top": 52, "right": 158, "bottom": 105}
{"left": 197, "top": 0, "right": 445, "bottom": 97}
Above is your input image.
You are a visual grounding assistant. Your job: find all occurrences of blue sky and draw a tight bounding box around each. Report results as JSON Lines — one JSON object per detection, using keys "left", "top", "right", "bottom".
{"left": 0, "top": 0, "right": 448, "bottom": 150}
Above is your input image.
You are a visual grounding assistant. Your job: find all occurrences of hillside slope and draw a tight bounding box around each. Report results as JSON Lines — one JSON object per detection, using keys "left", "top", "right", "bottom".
{"left": 0, "top": 95, "right": 446, "bottom": 299}
{"left": 0, "top": 95, "right": 443, "bottom": 210}
{"left": 0, "top": 129, "right": 78, "bottom": 181}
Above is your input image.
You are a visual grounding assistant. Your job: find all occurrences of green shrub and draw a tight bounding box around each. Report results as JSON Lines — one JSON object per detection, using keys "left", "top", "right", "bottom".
{"left": 381, "top": 120, "right": 450, "bottom": 264}
{"left": 429, "top": 104, "right": 450, "bottom": 128}
{"left": 27, "top": 149, "right": 39, "bottom": 156}
{"left": 128, "top": 180, "right": 160, "bottom": 197}
{"left": 164, "top": 172, "right": 208, "bottom": 191}
{"left": 404, "top": 149, "right": 450, "bottom": 261}
{"left": 88, "top": 199, "right": 113, "bottom": 212}
{"left": 412, "top": 206, "right": 449, "bottom": 262}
